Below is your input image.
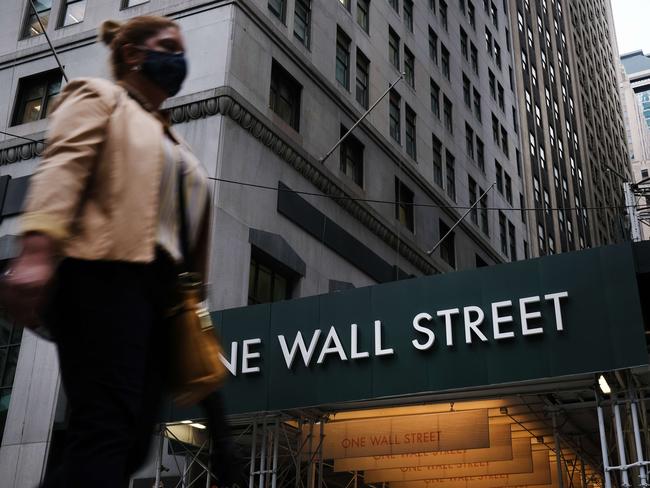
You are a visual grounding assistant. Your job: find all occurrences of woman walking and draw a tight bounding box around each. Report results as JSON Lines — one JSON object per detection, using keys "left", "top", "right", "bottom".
{"left": 2, "top": 15, "right": 225, "bottom": 487}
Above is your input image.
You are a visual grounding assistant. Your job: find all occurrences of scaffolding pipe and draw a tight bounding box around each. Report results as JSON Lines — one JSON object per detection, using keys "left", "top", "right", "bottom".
{"left": 205, "top": 439, "right": 212, "bottom": 488}
{"left": 318, "top": 421, "right": 324, "bottom": 488}
{"left": 614, "top": 401, "right": 632, "bottom": 487}
{"left": 553, "top": 413, "right": 565, "bottom": 488}
{"left": 596, "top": 397, "right": 613, "bottom": 488}
{"left": 307, "top": 421, "right": 315, "bottom": 488}
{"left": 630, "top": 391, "right": 649, "bottom": 487}
{"left": 272, "top": 418, "right": 280, "bottom": 488}
{"left": 260, "top": 418, "right": 269, "bottom": 488}
{"left": 296, "top": 418, "right": 303, "bottom": 488}
{"left": 250, "top": 420, "right": 258, "bottom": 488}
{"left": 154, "top": 427, "right": 164, "bottom": 488}
{"left": 581, "top": 457, "right": 587, "bottom": 488}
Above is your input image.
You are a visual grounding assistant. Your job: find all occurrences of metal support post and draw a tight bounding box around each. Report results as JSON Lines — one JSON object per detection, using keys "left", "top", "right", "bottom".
{"left": 154, "top": 425, "right": 164, "bottom": 488}
{"left": 306, "top": 421, "right": 315, "bottom": 488}
{"left": 205, "top": 438, "right": 212, "bottom": 488}
{"left": 318, "top": 421, "right": 324, "bottom": 488}
{"left": 259, "top": 418, "right": 268, "bottom": 488}
{"left": 553, "top": 413, "right": 565, "bottom": 488}
{"left": 295, "top": 418, "right": 303, "bottom": 488}
{"left": 272, "top": 419, "right": 280, "bottom": 488}
{"left": 596, "top": 391, "right": 613, "bottom": 488}
{"left": 614, "top": 400, "right": 632, "bottom": 487}
{"left": 250, "top": 421, "right": 258, "bottom": 488}
{"left": 581, "top": 457, "right": 587, "bottom": 488}
{"left": 630, "top": 385, "right": 649, "bottom": 488}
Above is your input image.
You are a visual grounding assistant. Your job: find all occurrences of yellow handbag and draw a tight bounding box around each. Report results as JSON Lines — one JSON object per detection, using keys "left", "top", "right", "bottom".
{"left": 168, "top": 272, "right": 227, "bottom": 407}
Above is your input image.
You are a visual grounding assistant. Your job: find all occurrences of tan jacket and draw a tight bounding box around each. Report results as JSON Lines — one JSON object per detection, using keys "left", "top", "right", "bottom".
{"left": 21, "top": 77, "right": 210, "bottom": 280}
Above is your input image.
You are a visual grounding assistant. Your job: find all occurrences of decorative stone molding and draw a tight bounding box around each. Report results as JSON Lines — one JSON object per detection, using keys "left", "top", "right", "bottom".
{"left": 0, "top": 140, "right": 45, "bottom": 166}
{"left": 168, "top": 90, "right": 437, "bottom": 276}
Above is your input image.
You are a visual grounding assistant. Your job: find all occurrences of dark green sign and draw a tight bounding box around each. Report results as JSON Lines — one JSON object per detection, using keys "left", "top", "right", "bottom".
{"left": 170, "top": 243, "right": 648, "bottom": 419}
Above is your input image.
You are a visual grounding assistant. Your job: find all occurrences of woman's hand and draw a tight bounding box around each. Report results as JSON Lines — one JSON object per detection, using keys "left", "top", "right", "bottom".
{"left": 1, "top": 233, "right": 59, "bottom": 327}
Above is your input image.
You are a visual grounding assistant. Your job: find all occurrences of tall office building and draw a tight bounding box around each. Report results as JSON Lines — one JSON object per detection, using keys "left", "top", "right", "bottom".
{"left": 618, "top": 58, "right": 650, "bottom": 239}
{"left": 0, "top": 0, "right": 527, "bottom": 485}
{"left": 510, "top": 0, "right": 630, "bottom": 255}
{"left": 621, "top": 50, "right": 650, "bottom": 130}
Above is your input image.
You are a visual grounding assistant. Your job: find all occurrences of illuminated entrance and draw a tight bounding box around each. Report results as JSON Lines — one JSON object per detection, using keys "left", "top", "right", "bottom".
{"left": 136, "top": 243, "right": 650, "bottom": 488}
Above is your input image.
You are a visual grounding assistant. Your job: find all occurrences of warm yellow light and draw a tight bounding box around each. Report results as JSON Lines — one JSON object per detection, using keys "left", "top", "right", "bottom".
{"left": 190, "top": 423, "right": 206, "bottom": 429}
{"left": 180, "top": 420, "right": 192, "bottom": 424}
{"left": 599, "top": 375, "right": 611, "bottom": 394}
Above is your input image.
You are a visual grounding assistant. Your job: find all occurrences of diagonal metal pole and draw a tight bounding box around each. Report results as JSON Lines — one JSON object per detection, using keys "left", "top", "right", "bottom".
{"left": 0, "top": 130, "right": 39, "bottom": 143}
{"left": 28, "top": 0, "right": 69, "bottom": 82}
{"left": 427, "top": 183, "right": 496, "bottom": 255}
{"left": 320, "top": 73, "right": 404, "bottom": 164}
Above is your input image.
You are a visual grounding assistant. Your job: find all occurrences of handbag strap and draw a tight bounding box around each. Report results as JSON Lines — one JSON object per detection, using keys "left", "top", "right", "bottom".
{"left": 176, "top": 149, "right": 192, "bottom": 273}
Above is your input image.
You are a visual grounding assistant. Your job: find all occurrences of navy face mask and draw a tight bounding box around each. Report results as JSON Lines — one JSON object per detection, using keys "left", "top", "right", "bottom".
{"left": 139, "top": 48, "right": 188, "bottom": 97}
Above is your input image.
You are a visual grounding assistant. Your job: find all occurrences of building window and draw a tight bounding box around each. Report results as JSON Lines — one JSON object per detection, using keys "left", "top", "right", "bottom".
{"left": 338, "top": 0, "right": 351, "bottom": 11}
{"left": 357, "top": 0, "right": 370, "bottom": 32}
{"left": 389, "top": 28, "right": 400, "bottom": 69}
{"left": 405, "top": 105, "right": 417, "bottom": 159}
{"left": 248, "top": 253, "right": 293, "bottom": 305}
{"left": 389, "top": 89, "right": 401, "bottom": 143}
{"left": 340, "top": 126, "right": 364, "bottom": 187}
{"left": 430, "top": 79, "right": 440, "bottom": 118}
{"left": 480, "top": 187, "right": 489, "bottom": 235}
{"left": 122, "top": 0, "right": 149, "bottom": 8}
{"left": 497, "top": 84, "right": 504, "bottom": 110}
{"left": 404, "top": 47, "right": 415, "bottom": 88}
{"left": 499, "top": 212, "right": 508, "bottom": 255}
{"left": 11, "top": 69, "right": 62, "bottom": 126}
{"left": 439, "top": 220, "right": 456, "bottom": 267}
{"left": 468, "top": 176, "right": 478, "bottom": 224}
{"left": 495, "top": 161, "right": 503, "bottom": 193}
{"left": 389, "top": 0, "right": 399, "bottom": 11}
{"left": 356, "top": 50, "right": 370, "bottom": 109}
{"left": 268, "top": 0, "right": 286, "bottom": 22}
{"left": 468, "top": 0, "right": 476, "bottom": 28}
{"left": 0, "top": 313, "right": 22, "bottom": 442}
{"left": 491, "top": 114, "right": 499, "bottom": 145}
{"left": 642, "top": 169, "right": 649, "bottom": 179}
{"left": 470, "top": 43, "right": 479, "bottom": 74}
{"left": 59, "top": 0, "right": 86, "bottom": 27}
{"left": 505, "top": 174, "right": 512, "bottom": 204}
{"left": 22, "top": 0, "right": 52, "bottom": 37}
{"left": 441, "top": 44, "right": 450, "bottom": 79}
{"left": 395, "top": 178, "right": 415, "bottom": 232}
{"left": 465, "top": 123, "right": 474, "bottom": 159}
{"left": 489, "top": 69, "right": 496, "bottom": 98}
{"left": 404, "top": 0, "right": 414, "bottom": 31}
{"left": 439, "top": 0, "right": 448, "bottom": 30}
{"left": 460, "top": 28, "right": 468, "bottom": 59}
{"left": 445, "top": 150, "right": 456, "bottom": 201}
{"left": 294, "top": 0, "right": 311, "bottom": 47}
{"left": 433, "top": 135, "right": 443, "bottom": 187}
{"left": 270, "top": 61, "right": 302, "bottom": 131}
{"left": 429, "top": 27, "right": 438, "bottom": 64}
{"left": 443, "top": 96, "right": 453, "bottom": 133}
{"left": 476, "top": 137, "right": 485, "bottom": 171}
{"left": 336, "top": 28, "right": 351, "bottom": 89}
{"left": 473, "top": 89, "right": 482, "bottom": 121}
{"left": 501, "top": 127, "right": 509, "bottom": 157}
{"left": 463, "top": 74, "right": 471, "bottom": 107}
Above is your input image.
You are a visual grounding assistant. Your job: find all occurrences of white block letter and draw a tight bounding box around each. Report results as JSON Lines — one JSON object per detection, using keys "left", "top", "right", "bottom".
{"left": 492, "top": 300, "right": 515, "bottom": 340}
{"left": 242, "top": 338, "right": 262, "bottom": 374}
{"left": 219, "top": 341, "right": 238, "bottom": 376}
{"left": 520, "top": 296, "right": 543, "bottom": 335}
{"left": 351, "top": 324, "right": 370, "bottom": 359}
{"left": 374, "top": 320, "right": 395, "bottom": 356}
{"left": 545, "top": 291, "right": 569, "bottom": 331}
{"left": 317, "top": 326, "right": 348, "bottom": 364}
{"left": 412, "top": 313, "right": 435, "bottom": 350}
{"left": 464, "top": 306, "right": 488, "bottom": 344}
{"left": 436, "top": 308, "right": 460, "bottom": 346}
{"left": 278, "top": 330, "right": 322, "bottom": 368}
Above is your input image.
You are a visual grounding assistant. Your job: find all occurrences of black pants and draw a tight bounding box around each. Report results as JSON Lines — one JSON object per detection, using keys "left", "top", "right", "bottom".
{"left": 41, "top": 254, "right": 176, "bottom": 488}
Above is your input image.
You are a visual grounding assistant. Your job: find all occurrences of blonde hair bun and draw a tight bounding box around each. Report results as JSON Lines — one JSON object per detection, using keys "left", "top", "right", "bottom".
{"left": 99, "top": 20, "right": 122, "bottom": 46}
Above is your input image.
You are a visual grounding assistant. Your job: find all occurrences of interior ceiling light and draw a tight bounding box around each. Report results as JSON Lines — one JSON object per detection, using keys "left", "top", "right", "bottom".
{"left": 598, "top": 375, "right": 611, "bottom": 394}
{"left": 190, "top": 423, "right": 206, "bottom": 429}
{"left": 180, "top": 420, "right": 192, "bottom": 424}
